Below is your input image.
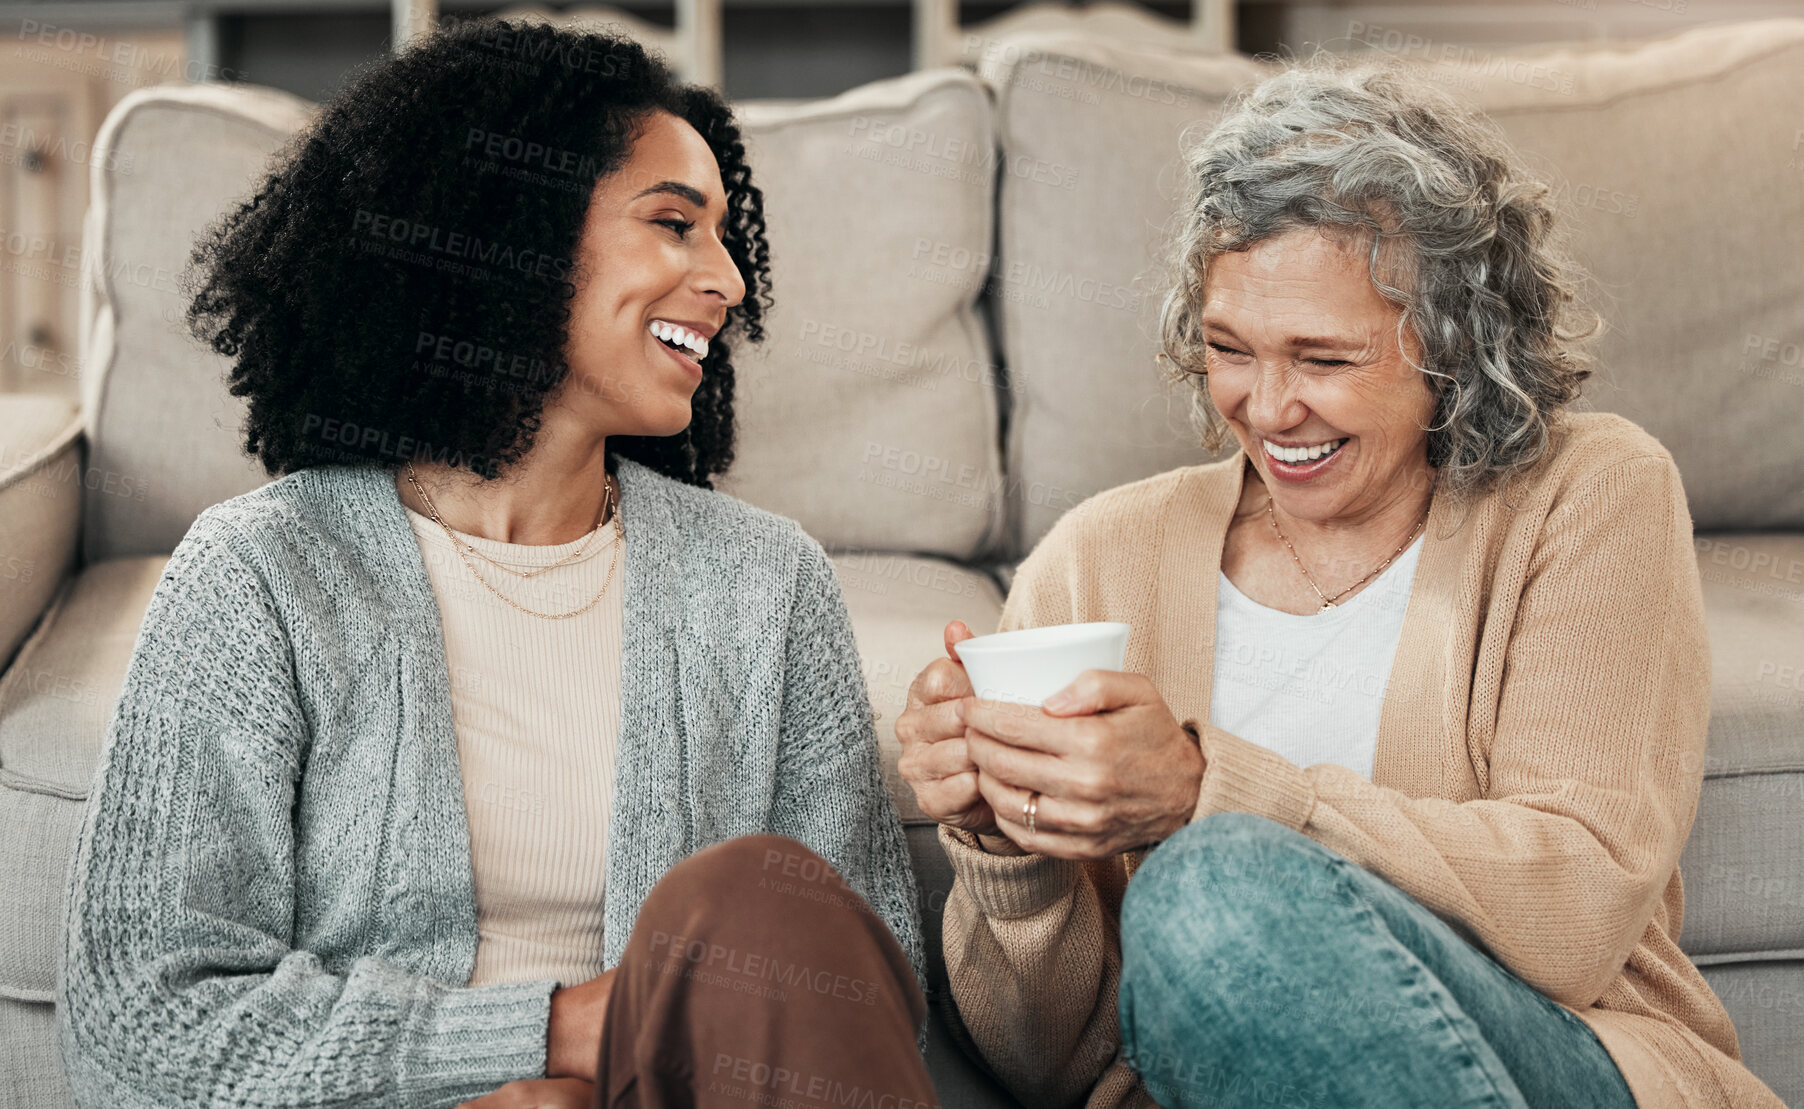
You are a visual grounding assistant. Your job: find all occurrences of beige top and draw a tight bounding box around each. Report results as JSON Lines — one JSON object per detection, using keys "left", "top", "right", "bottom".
{"left": 403, "top": 496, "right": 624, "bottom": 989}
{"left": 938, "top": 411, "right": 1784, "bottom": 1109}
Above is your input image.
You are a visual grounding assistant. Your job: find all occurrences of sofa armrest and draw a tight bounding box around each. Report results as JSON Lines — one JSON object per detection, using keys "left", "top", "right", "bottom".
{"left": 0, "top": 395, "right": 83, "bottom": 674}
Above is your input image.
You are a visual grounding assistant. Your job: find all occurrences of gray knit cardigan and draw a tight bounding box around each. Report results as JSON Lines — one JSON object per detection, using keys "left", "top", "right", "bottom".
{"left": 56, "top": 457, "right": 927, "bottom": 1108}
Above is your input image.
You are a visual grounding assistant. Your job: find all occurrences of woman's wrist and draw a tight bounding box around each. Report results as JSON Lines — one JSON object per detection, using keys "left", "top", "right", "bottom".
{"left": 545, "top": 982, "right": 604, "bottom": 1081}
{"left": 1162, "top": 721, "right": 1208, "bottom": 839}
{"left": 545, "top": 987, "right": 575, "bottom": 1077}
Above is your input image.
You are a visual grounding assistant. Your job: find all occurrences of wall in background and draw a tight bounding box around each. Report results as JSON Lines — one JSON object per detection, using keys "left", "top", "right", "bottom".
{"left": 1247, "top": 0, "right": 1804, "bottom": 55}
{"left": 215, "top": 0, "right": 1196, "bottom": 101}
{"left": 210, "top": 0, "right": 1804, "bottom": 104}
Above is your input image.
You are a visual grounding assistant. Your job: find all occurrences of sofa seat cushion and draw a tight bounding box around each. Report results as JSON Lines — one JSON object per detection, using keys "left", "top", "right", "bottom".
{"left": 0, "top": 998, "right": 74, "bottom": 1105}
{"left": 0, "top": 556, "right": 168, "bottom": 999}
{"left": 1677, "top": 535, "right": 1804, "bottom": 960}
{"left": 830, "top": 553, "right": 1005, "bottom": 824}
{"left": 1696, "top": 961, "right": 1804, "bottom": 1109}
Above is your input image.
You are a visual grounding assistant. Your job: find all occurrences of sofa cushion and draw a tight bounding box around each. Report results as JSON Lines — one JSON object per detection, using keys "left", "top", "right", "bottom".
{"left": 831, "top": 553, "right": 1006, "bottom": 824}
{"left": 724, "top": 71, "right": 1007, "bottom": 559}
{"left": 0, "top": 999, "right": 73, "bottom": 1106}
{"left": 840, "top": 555, "right": 1022, "bottom": 1105}
{"left": 1695, "top": 961, "right": 1804, "bottom": 1109}
{"left": 80, "top": 84, "right": 316, "bottom": 563}
{"left": 978, "top": 20, "right": 1804, "bottom": 553}
{"left": 0, "top": 557, "right": 167, "bottom": 999}
{"left": 975, "top": 35, "right": 1265, "bottom": 554}
{"left": 0, "top": 787, "right": 85, "bottom": 1001}
{"left": 1442, "top": 21, "right": 1804, "bottom": 532}
{"left": 0, "top": 558, "right": 167, "bottom": 797}
{"left": 1676, "top": 535, "right": 1804, "bottom": 960}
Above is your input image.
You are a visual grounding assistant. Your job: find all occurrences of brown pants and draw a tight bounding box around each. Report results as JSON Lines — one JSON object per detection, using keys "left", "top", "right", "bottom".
{"left": 592, "top": 833, "right": 939, "bottom": 1109}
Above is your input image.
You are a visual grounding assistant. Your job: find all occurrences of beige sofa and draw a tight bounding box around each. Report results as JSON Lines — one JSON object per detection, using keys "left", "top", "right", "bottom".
{"left": 2, "top": 18, "right": 1800, "bottom": 1108}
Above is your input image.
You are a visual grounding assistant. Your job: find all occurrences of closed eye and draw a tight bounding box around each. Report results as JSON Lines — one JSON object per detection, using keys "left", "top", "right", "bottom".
{"left": 1205, "top": 341, "right": 1248, "bottom": 358}
{"left": 1308, "top": 358, "right": 1351, "bottom": 367}
{"left": 655, "top": 218, "right": 695, "bottom": 240}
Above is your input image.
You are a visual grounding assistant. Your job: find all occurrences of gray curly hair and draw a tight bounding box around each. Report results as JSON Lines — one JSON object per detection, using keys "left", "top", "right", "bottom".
{"left": 1159, "top": 57, "right": 1601, "bottom": 503}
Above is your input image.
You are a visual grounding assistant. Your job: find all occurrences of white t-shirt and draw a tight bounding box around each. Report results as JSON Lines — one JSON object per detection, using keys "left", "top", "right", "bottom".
{"left": 404, "top": 500, "right": 624, "bottom": 988}
{"left": 1208, "top": 533, "right": 1424, "bottom": 780}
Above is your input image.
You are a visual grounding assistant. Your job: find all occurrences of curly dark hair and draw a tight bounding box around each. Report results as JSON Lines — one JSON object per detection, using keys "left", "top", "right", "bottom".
{"left": 184, "top": 16, "right": 772, "bottom": 488}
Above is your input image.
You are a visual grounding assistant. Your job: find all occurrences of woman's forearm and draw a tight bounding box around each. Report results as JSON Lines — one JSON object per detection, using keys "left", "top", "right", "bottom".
{"left": 938, "top": 825, "right": 1128, "bottom": 1109}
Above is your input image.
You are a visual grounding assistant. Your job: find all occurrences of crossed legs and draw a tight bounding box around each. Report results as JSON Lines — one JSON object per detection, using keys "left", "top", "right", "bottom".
{"left": 1117, "top": 812, "right": 1637, "bottom": 1109}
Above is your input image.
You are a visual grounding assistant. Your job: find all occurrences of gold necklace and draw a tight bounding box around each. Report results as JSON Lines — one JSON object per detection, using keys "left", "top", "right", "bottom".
{"left": 405, "top": 463, "right": 623, "bottom": 620}
{"left": 1265, "top": 496, "right": 1428, "bottom": 613}
{"left": 406, "top": 461, "right": 611, "bottom": 579}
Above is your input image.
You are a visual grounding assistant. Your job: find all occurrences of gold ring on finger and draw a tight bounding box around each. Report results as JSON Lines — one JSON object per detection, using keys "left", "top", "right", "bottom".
{"left": 1024, "top": 791, "right": 1039, "bottom": 835}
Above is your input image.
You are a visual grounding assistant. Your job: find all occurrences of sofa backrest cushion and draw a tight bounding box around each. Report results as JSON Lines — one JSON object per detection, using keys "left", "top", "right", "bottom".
{"left": 975, "top": 37, "right": 1266, "bottom": 553}
{"left": 723, "top": 70, "right": 1005, "bottom": 558}
{"left": 979, "top": 19, "right": 1804, "bottom": 553}
{"left": 80, "top": 83, "right": 315, "bottom": 564}
{"left": 1442, "top": 20, "right": 1804, "bottom": 532}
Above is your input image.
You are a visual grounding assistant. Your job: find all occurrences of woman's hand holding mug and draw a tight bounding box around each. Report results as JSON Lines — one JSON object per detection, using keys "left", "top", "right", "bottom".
{"left": 896, "top": 620, "right": 1022, "bottom": 852}
{"left": 903, "top": 619, "right": 1205, "bottom": 861}
{"left": 958, "top": 669, "right": 1205, "bottom": 861}
{"left": 548, "top": 967, "right": 616, "bottom": 1080}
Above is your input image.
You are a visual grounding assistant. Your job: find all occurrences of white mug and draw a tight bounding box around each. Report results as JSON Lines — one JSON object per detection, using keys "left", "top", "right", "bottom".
{"left": 952, "top": 621, "right": 1132, "bottom": 706}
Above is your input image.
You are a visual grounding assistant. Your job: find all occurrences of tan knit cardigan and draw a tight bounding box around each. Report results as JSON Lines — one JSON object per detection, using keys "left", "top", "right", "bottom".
{"left": 937, "top": 411, "right": 1784, "bottom": 1109}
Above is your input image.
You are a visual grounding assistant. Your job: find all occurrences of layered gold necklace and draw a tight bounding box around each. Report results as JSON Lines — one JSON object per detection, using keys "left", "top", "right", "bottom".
{"left": 405, "top": 461, "right": 622, "bottom": 620}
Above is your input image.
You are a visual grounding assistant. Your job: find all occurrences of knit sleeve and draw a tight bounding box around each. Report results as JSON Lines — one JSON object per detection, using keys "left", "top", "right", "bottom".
{"left": 766, "top": 534, "right": 930, "bottom": 1058}
{"left": 1184, "top": 453, "right": 1712, "bottom": 1010}
{"left": 56, "top": 521, "right": 555, "bottom": 1109}
{"left": 936, "top": 519, "right": 1141, "bottom": 1109}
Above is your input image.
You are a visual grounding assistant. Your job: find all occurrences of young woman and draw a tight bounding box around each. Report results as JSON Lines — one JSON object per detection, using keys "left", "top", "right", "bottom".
{"left": 57, "top": 20, "right": 932, "bottom": 1109}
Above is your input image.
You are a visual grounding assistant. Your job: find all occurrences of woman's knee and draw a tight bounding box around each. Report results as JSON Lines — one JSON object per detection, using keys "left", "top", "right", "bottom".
{"left": 1118, "top": 815, "right": 1363, "bottom": 1074}
{"left": 629, "top": 833, "right": 921, "bottom": 1017}
{"left": 1120, "top": 813, "right": 1347, "bottom": 998}
{"left": 638, "top": 833, "right": 870, "bottom": 940}
{"left": 1124, "top": 814, "right": 1337, "bottom": 931}
{"left": 666, "top": 833, "right": 832, "bottom": 898}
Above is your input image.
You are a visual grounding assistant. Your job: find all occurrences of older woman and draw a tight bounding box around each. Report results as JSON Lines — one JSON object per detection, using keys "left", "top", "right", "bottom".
{"left": 897, "top": 62, "right": 1784, "bottom": 1109}
{"left": 57, "top": 20, "right": 932, "bottom": 1109}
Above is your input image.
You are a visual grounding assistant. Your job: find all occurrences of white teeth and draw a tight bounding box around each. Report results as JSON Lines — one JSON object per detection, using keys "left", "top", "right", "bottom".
{"left": 649, "top": 321, "right": 709, "bottom": 360}
{"left": 1263, "top": 438, "right": 1346, "bottom": 464}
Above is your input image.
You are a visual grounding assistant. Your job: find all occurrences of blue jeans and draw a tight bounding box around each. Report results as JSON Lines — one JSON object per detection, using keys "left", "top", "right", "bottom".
{"left": 1116, "top": 812, "right": 1638, "bottom": 1109}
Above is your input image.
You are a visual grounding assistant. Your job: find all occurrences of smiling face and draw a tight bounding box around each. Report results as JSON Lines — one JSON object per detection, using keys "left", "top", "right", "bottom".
{"left": 557, "top": 109, "right": 746, "bottom": 437}
{"left": 1201, "top": 226, "right": 1438, "bottom": 527}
